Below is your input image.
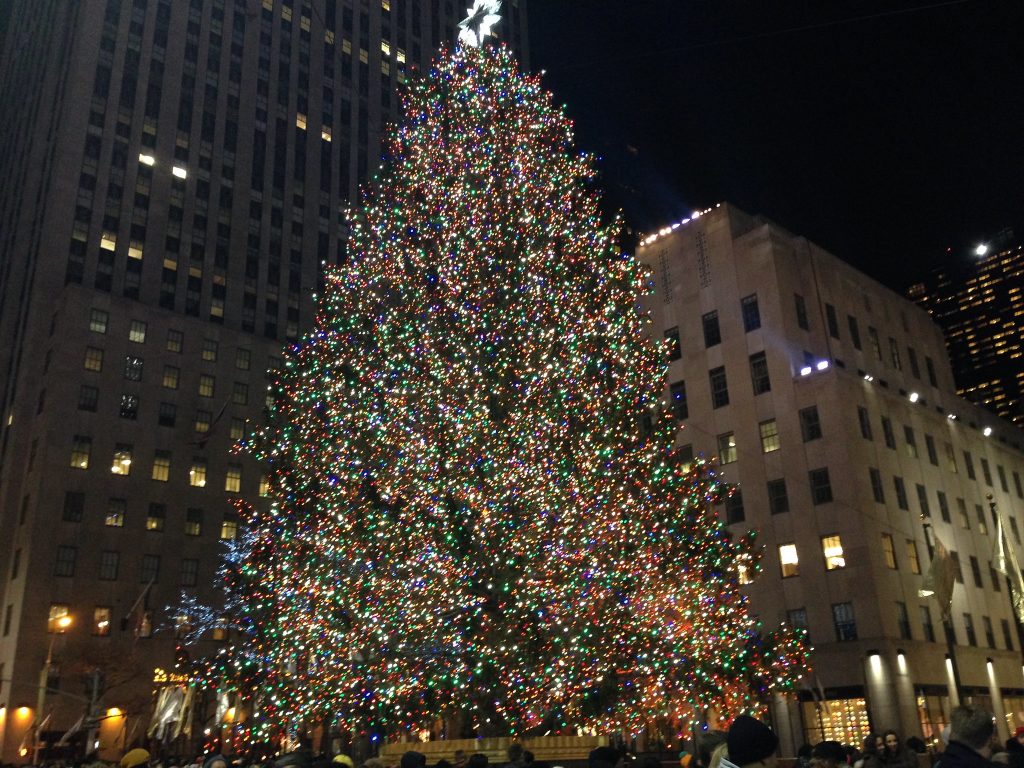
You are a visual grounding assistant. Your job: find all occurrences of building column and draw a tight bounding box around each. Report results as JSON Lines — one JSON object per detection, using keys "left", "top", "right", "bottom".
{"left": 865, "top": 651, "right": 901, "bottom": 735}
{"left": 987, "top": 659, "right": 1009, "bottom": 741}
{"left": 893, "top": 650, "right": 922, "bottom": 738}
{"left": 945, "top": 655, "right": 961, "bottom": 707}
{"left": 771, "top": 692, "right": 800, "bottom": 757}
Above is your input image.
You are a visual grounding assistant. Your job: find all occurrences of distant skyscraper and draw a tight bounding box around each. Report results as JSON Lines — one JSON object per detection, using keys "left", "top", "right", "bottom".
{"left": 0, "top": 0, "right": 527, "bottom": 761}
{"left": 909, "top": 242, "right": 1024, "bottom": 425}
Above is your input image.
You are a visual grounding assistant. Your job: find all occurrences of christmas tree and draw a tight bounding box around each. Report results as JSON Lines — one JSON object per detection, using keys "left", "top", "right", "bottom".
{"left": 207, "top": 36, "right": 807, "bottom": 742}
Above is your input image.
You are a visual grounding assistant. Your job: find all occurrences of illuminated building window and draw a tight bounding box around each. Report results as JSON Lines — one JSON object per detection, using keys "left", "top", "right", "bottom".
{"left": 48, "top": 604, "right": 71, "bottom": 633}
{"left": 822, "top": 535, "right": 846, "bottom": 570}
{"left": 230, "top": 418, "right": 246, "bottom": 441}
{"left": 296, "top": 113, "right": 307, "bottom": 130}
{"left": 221, "top": 513, "right": 239, "bottom": 540}
{"left": 105, "top": 497, "right": 126, "bottom": 527}
{"left": 151, "top": 450, "right": 171, "bottom": 482}
{"left": 189, "top": 459, "right": 207, "bottom": 488}
{"left": 759, "top": 419, "right": 780, "bottom": 453}
{"left": 202, "top": 338, "right": 218, "bottom": 362}
{"left": 717, "top": 432, "right": 737, "bottom": 465}
{"left": 195, "top": 410, "right": 211, "bottom": 434}
{"left": 70, "top": 435, "right": 92, "bottom": 469}
{"left": 185, "top": 508, "right": 203, "bottom": 536}
{"left": 90, "top": 309, "right": 109, "bottom": 333}
{"left": 198, "top": 374, "right": 215, "bottom": 398}
{"left": 881, "top": 533, "right": 897, "bottom": 569}
{"left": 259, "top": 474, "right": 271, "bottom": 497}
{"left": 84, "top": 346, "right": 104, "bottom": 372}
{"left": 232, "top": 382, "right": 249, "bottom": 405}
{"left": 93, "top": 607, "right": 111, "bottom": 637}
{"left": 957, "top": 498, "right": 970, "bottom": 530}
{"left": 166, "top": 329, "right": 183, "bottom": 353}
{"left": 225, "top": 465, "right": 242, "bottom": 494}
{"left": 110, "top": 444, "right": 132, "bottom": 476}
{"left": 147, "top": 503, "right": 166, "bottom": 532}
{"left": 779, "top": 544, "right": 799, "bottom": 578}
{"left": 129, "top": 320, "right": 147, "bottom": 344}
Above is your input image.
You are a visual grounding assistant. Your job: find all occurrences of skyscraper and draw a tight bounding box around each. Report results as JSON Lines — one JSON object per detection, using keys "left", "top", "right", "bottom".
{"left": 909, "top": 242, "right": 1024, "bottom": 426}
{"left": 0, "top": 1, "right": 528, "bottom": 761}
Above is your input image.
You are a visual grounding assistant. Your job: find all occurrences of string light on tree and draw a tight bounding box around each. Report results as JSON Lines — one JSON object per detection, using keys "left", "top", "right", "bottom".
{"left": 178, "top": 36, "right": 808, "bottom": 744}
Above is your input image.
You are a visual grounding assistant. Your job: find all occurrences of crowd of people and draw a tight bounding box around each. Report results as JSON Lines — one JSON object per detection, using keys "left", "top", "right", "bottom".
{"left": 8, "top": 705, "right": 1021, "bottom": 768}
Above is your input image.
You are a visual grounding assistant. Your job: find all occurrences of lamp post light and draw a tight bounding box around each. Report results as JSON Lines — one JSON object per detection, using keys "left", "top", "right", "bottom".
{"left": 35, "top": 614, "right": 72, "bottom": 763}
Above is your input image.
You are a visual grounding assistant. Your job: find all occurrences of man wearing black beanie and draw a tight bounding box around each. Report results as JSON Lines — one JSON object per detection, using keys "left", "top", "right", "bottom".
{"left": 722, "top": 715, "right": 779, "bottom": 768}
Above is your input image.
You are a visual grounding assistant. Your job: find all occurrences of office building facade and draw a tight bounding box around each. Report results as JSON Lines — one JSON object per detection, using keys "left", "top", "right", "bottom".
{"left": 639, "top": 204, "right": 1024, "bottom": 752}
{"left": 909, "top": 243, "right": 1024, "bottom": 426}
{"left": 0, "top": 0, "right": 528, "bottom": 762}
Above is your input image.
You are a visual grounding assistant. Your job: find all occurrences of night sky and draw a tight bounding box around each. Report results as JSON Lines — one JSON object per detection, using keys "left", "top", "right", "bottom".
{"left": 526, "top": 0, "right": 1024, "bottom": 291}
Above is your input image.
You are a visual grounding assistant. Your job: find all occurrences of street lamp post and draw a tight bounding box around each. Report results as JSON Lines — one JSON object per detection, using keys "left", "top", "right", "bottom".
{"left": 35, "top": 615, "right": 72, "bottom": 763}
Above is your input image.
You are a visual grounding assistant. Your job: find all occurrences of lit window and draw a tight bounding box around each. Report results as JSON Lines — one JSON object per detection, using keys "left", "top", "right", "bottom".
{"left": 129, "top": 320, "right": 147, "bottom": 343}
{"left": 221, "top": 513, "right": 239, "bottom": 540}
{"left": 172, "top": 166, "right": 187, "bottom": 179}
{"left": 822, "top": 535, "right": 846, "bottom": 570}
{"left": 324, "top": 29, "right": 335, "bottom": 43}
{"left": 225, "top": 464, "right": 242, "bottom": 494}
{"left": 779, "top": 544, "right": 799, "bottom": 578}
{"left": 47, "top": 604, "right": 71, "bottom": 633}
{"left": 84, "top": 346, "right": 104, "bottom": 371}
{"left": 151, "top": 450, "right": 171, "bottom": 482}
{"left": 202, "top": 338, "right": 218, "bottom": 362}
{"left": 93, "top": 607, "right": 111, "bottom": 637}
{"left": 717, "top": 432, "right": 737, "bottom": 464}
{"left": 259, "top": 474, "right": 271, "bottom": 497}
{"left": 110, "top": 444, "right": 132, "bottom": 476}
{"left": 128, "top": 242, "right": 143, "bottom": 260}
{"left": 359, "top": 48, "right": 368, "bottom": 64}
{"left": 235, "top": 348, "right": 251, "bottom": 370}
{"left": 322, "top": 127, "right": 332, "bottom": 142}
{"left": 759, "top": 419, "right": 780, "bottom": 453}
{"left": 212, "top": 617, "right": 229, "bottom": 641}
{"left": 147, "top": 503, "right": 166, "bottom": 532}
{"left": 100, "top": 233, "right": 117, "bottom": 251}
{"left": 105, "top": 497, "right": 126, "bottom": 527}
{"left": 881, "top": 533, "right": 897, "bottom": 569}
{"left": 90, "top": 309, "right": 109, "bottom": 333}
{"left": 195, "top": 410, "right": 211, "bottom": 434}
{"left": 138, "top": 153, "right": 155, "bottom": 166}
{"left": 230, "top": 418, "right": 246, "bottom": 441}
{"left": 70, "top": 435, "right": 91, "bottom": 469}
{"left": 185, "top": 507, "right": 203, "bottom": 536}
{"left": 189, "top": 459, "right": 207, "bottom": 488}
{"left": 296, "top": 113, "right": 307, "bottom": 130}
{"left": 232, "top": 382, "right": 249, "bottom": 405}
{"left": 162, "top": 365, "right": 180, "bottom": 389}
{"left": 381, "top": 40, "right": 391, "bottom": 56}
{"left": 166, "top": 329, "right": 183, "bottom": 353}
{"left": 198, "top": 374, "right": 215, "bottom": 397}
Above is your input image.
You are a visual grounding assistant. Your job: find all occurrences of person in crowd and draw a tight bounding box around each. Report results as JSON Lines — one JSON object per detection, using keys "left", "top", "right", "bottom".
{"left": 275, "top": 753, "right": 311, "bottom": 768}
{"left": 938, "top": 705, "right": 996, "bottom": 768}
{"left": 697, "top": 732, "right": 728, "bottom": 768}
{"left": 1004, "top": 727, "right": 1024, "bottom": 768}
{"left": 588, "top": 748, "right": 622, "bottom": 768}
{"left": 121, "top": 750, "right": 151, "bottom": 768}
{"left": 721, "top": 715, "right": 778, "bottom": 768}
{"left": 855, "top": 734, "right": 884, "bottom": 768}
{"left": 883, "top": 731, "right": 917, "bottom": 768}
{"left": 401, "top": 754, "right": 427, "bottom": 768}
{"left": 204, "top": 755, "right": 228, "bottom": 768}
{"left": 507, "top": 745, "right": 526, "bottom": 768}
{"left": 452, "top": 752, "right": 467, "bottom": 768}
{"left": 467, "top": 755, "right": 488, "bottom": 768}
{"left": 810, "top": 742, "right": 846, "bottom": 768}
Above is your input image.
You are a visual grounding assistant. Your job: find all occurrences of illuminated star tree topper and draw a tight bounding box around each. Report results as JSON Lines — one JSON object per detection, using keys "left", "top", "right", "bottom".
{"left": 458, "top": 0, "right": 502, "bottom": 47}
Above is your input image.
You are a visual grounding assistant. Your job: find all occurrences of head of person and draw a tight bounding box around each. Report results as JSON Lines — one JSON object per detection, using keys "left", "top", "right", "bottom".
{"left": 122, "top": 750, "right": 151, "bottom": 768}
{"left": 275, "top": 753, "right": 311, "bottom": 768}
{"left": 508, "top": 746, "right": 524, "bottom": 765}
{"left": 883, "top": 732, "right": 901, "bottom": 755}
{"left": 400, "top": 754, "right": 426, "bottom": 768}
{"left": 205, "top": 756, "right": 229, "bottom": 768}
{"left": 467, "top": 755, "right": 488, "bottom": 768}
{"left": 333, "top": 758, "right": 354, "bottom": 768}
{"left": 588, "top": 748, "right": 620, "bottom": 768}
{"left": 699, "top": 732, "right": 729, "bottom": 768}
{"left": 727, "top": 715, "right": 779, "bottom": 768}
{"left": 950, "top": 705, "right": 996, "bottom": 757}
{"left": 453, "top": 754, "right": 467, "bottom": 768}
{"left": 1015, "top": 727, "right": 1024, "bottom": 747}
{"left": 810, "top": 742, "right": 845, "bottom": 768}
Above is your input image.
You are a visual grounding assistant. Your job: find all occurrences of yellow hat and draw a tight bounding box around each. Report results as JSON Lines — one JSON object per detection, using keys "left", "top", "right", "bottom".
{"left": 121, "top": 749, "right": 151, "bottom": 768}
{"left": 334, "top": 757, "right": 354, "bottom": 768}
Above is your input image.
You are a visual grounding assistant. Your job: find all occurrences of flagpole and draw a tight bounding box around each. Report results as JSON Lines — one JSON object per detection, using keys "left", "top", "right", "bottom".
{"left": 988, "top": 495, "right": 1024, "bottom": 649}
{"left": 920, "top": 518, "right": 964, "bottom": 703}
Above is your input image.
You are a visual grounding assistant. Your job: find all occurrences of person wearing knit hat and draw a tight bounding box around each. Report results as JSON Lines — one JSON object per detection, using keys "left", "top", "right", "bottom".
{"left": 121, "top": 749, "right": 152, "bottom": 768}
{"left": 722, "top": 715, "right": 779, "bottom": 768}
{"left": 204, "top": 755, "right": 228, "bottom": 768}
{"left": 333, "top": 756, "right": 354, "bottom": 768}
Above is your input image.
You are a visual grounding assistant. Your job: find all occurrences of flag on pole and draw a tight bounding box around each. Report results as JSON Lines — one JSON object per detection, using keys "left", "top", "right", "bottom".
{"left": 993, "top": 511, "right": 1024, "bottom": 622}
{"left": 919, "top": 533, "right": 956, "bottom": 619}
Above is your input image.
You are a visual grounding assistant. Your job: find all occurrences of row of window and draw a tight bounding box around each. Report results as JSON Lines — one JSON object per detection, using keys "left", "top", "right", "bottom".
{"left": 78, "top": 388, "right": 255, "bottom": 432}
{"left": 773, "top": 536, "right": 847, "bottom": 579}
{"left": 858, "top": 404, "right": 1024, "bottom": 497}
{"left": 668, "top": 351, "right": 772, "bottom": 418}
{"left": 89, "top": 308, "right": 259, "bottom": 371}
{"left": 67, "top": 436, "right": 266, "bottom": 494}
{"left": 787, "top": 600, "right": 1014, "bottom": 650}
{"left": 38, "top": 603, "right": 229, "bottom": 640}
{"left": 50, "top": 543, "right": 214, "bottom": 586}
{"left": 58, "top": 491, "right": 242, "bottom": 536}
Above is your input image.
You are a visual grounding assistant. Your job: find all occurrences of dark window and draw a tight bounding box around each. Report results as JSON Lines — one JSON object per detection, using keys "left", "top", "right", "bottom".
{"left": 868, "top": 327, "right": 882, "bottom": 360}
{"left": 664, "top": 327, "right": 681, "bottom": 361}
{"left": 181, "top": 558, "right": 199, "bottom": 587}
{"left": 767, "top": 479, "right": 789, "bottom": 514}
{"left": 185, "top": 508, "right": 203, "bottom": 536}
{"left": 925, "top": 356, "right": 938, "bottom": 386}
{"left": 1002, "top": 619, "right": 1015, "bottom": 651}
{"left": 848, "top": 315, "right": 862, "bottom": 349}
{"left": 809, "top": 467, "right": 833, "bottom": 505}
{"left": 881, "top": 417, "right": 896, "bottom": 449}
{"left": 788, "top": 608, "right": 809, "bottom": 641}
{"left": 894, "top": 477, "right": 909, "bottom": 510}
{"left": 963, "top": 613, "right": 977, "bottom": 646}
{"left": 916, "top": 484, "right": 931, "bottom": 518}
{"left": 98, "top": 550, "right": 119, "bottom": 581}
{"left": 908, "top": 347, "right": 921, "bottom": 378}
{"left": 147, "top": 503, "right": 165, "bottom": 532}
{"left": 858, "top": 406, "right": 873, "bottom": 440}
{"left": 896, "top": 601, "right": 912, "bottom": 640}
{"left": 62, "top": 492, "right": 85, "bottom": 522}
{"left": 741, "top": 294, "right": 761, "bottom": 332}
{"left": 981, "top": 458, "right": 993, "bottom": 486}
{"left": 998, "top": 465, "right": 1009, "bottom": 493}
{"left": 937, "top": 491, "right": 950, "bottom": 523}
{"left": 825, "top": 303, "right": 840, "bottom": 339}
{"left": 964, "top": 450, "right": 976, "bottom": 480}
{"left": 120, "top": 393, "right": 138, "bottom": 419}
{"left": 725, "top": 489, "right": 745, "bottom": 524}
{"left": 749, "top": 351, "right": 770, "bottom": 395}
{"left": 79, "top": 385, "right": 99, "bottom": 412}
{"left": 832, "top": 602, "right": 857, "bottom": 641}
{"left": 950, "top": 551, "right": 964, "bottom": 583}
{"left": 800, "top": 406, "right": 822, "bottom": 441}
{"left": 141, "top": 554, "right": 160, "bottom": 583}
{"left": 669, "top": 381, "right": 687, "bottom": 420}
{"left": 54, "top": 546, "right": 77, "bottom": 577}
{"left": 925, "top": 434, "right": 938, "bottom": 466}
{"left": 869, "top": 468, "right": 885, "bottom": 503}
{"left": 709, "top": 366, "right": 729, "bottom": 408}
{"left": 904, "top": 425, "right": 918, "bottom": 458}
{"left": 969, "top": 556, "right": 983, "bottom": 588}
{"left": 158, "top": 402, "right": 177, "bottom": 427}
{"left": 124, "top": 355, "right": 143, "bottom": 381}
{"left": 794, "top": 294, "right": 809, "bottom": 330}
{"left": 921, "top": 605, "right": 936, "bottom": 642}
{"left": 702, "top": 311, "right": 721, "bottom": 348}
